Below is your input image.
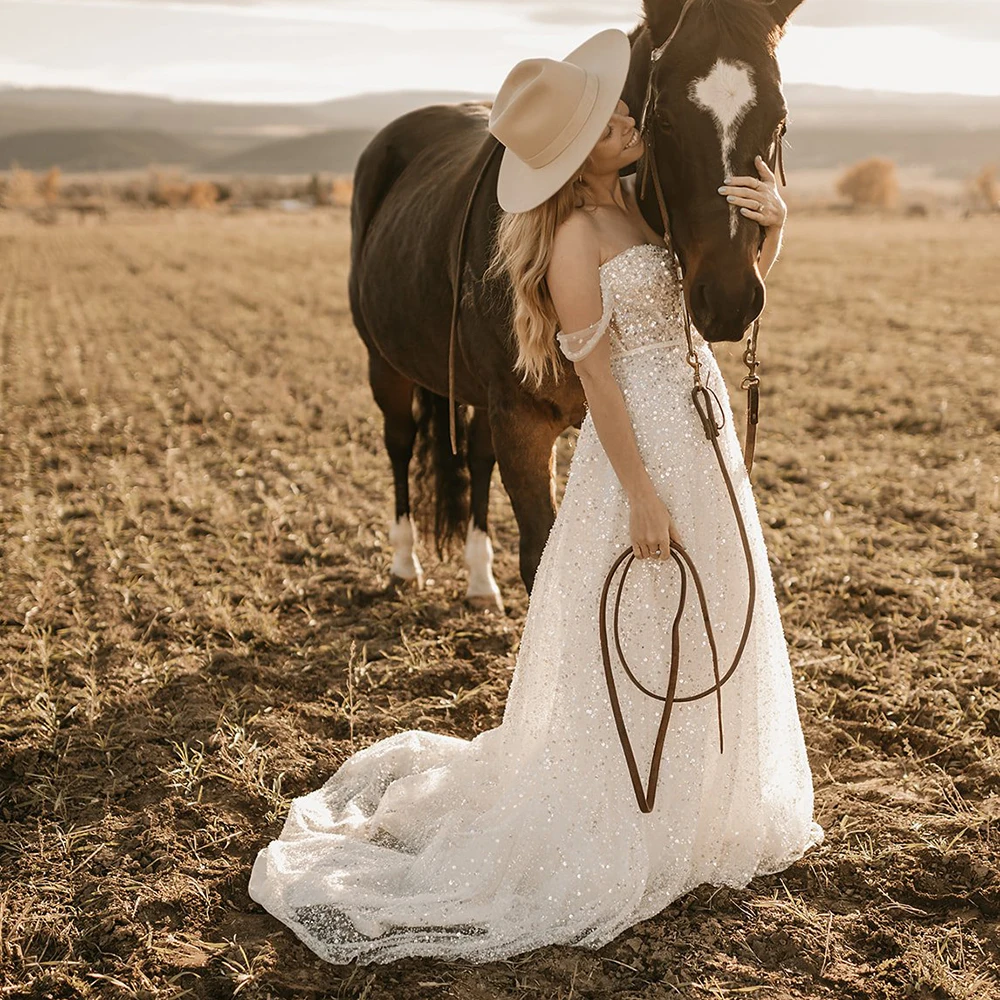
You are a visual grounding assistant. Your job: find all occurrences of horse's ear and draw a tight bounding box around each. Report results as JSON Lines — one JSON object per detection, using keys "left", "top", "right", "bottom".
{"left": 770, "top": 0, "right": 806, "bottom": 26}
{"left": 642, "top": 0, "right": 686, "bottom": 49}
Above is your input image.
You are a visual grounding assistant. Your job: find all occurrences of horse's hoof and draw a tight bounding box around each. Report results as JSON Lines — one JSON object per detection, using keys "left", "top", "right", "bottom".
{"left": 389, "top": 572, "right": 424, "bottom": 593}
{"left": 465, "top": 591, "right": 504, "bottom": 614}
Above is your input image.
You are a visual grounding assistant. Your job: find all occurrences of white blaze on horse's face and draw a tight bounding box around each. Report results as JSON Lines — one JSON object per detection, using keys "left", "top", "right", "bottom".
{"left": 688, "top": 58, "right": 757, "bottom": 238}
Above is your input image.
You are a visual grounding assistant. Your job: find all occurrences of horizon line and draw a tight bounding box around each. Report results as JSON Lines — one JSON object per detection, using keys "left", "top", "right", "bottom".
{"left": 2, "top": 80, "right": 1000, "bottom": 107}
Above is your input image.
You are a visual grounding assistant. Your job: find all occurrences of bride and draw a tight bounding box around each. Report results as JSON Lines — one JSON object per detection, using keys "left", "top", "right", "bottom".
{"left": 249, "top": 27, "right": 823, "bottom": 964}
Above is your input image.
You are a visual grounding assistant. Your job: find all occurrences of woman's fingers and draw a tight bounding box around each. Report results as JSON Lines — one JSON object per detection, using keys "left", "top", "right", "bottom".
{"left": 632, "top": 539, "right": 672, "bottom": 559}
{"left": 755, "top": 154, "right": 775, "bottom": 181}
{"left": 719, "top": 180, "right": 774, "bottom": 215}
{"left": 725, "top": 193, "right": 765, "bottom": 209}
{"left": 721, "top": 188, "right": 774, "bottom": 225}
{"left": 723, "top": 174, "right": 762, "bottom": 190}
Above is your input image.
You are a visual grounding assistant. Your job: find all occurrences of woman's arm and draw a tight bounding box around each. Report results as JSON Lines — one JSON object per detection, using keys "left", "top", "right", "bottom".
{"left": 757, "top": 224, "right": 782, "bottom": 278}
{"left": 547, "top": 216, "right": 679, "bottom": 559}
{"left": 573, "top": 335, "right": 660, "bottom": 506}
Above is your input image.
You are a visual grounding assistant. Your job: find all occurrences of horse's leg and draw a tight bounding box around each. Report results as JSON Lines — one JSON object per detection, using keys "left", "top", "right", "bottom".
{"left": 490, "top": 397, "right": 563, "bottom": 595}
{"left": 464, "top": 406, "right": 503, "bottom": 613}
{"left": 368, "top": 351, "right": 424, "bottom": 589}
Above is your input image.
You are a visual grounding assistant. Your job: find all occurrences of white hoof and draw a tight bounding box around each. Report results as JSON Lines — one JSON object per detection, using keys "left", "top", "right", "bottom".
{"left": 465, "top": 591, "right": 504, "bottom": 614}
{"left": 389, "top": 514, "right": 424, "bottom": 589}
{"left": 464, "top": 523, "right": 503, "bottom": 613}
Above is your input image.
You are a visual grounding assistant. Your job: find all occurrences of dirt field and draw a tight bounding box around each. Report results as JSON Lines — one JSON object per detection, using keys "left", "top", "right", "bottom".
{"left": 1, "top": 207, "right": 998, "bottom": 999}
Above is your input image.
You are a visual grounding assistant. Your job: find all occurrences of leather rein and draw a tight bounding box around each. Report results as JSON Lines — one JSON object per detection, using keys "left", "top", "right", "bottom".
{"left": 603, "top": 0, "right": 787, "bottom": 813}
{"left": 445, "top": 2, "right": 787, "bottom": 814}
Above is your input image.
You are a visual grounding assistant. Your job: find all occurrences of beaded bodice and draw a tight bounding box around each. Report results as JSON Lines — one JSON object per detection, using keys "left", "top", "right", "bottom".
{"left": 555, "top": 242, "right": 698, "bottom": 363}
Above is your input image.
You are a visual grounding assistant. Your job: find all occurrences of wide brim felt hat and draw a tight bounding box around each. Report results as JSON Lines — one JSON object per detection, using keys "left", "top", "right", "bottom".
{"left": 489, "top": 28, "right": 632, "bottom": 213}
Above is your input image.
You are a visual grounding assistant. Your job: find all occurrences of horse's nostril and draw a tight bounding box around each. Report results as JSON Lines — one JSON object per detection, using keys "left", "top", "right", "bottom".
{"left": 692, "top": 281, "right": 710, "bottom": 319}
{"left": 749, "top": 283, "right": 764, "bottom": 321}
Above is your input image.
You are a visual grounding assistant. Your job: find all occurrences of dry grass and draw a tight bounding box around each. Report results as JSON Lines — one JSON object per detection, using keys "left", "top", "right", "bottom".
{"left": 0, "top": 207, "right": 998, "bottom": 1000}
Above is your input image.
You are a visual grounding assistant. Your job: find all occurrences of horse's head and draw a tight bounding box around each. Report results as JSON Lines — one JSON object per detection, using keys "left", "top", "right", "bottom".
{"left": 626, "top": 0, "right": 805, "bottom": 342}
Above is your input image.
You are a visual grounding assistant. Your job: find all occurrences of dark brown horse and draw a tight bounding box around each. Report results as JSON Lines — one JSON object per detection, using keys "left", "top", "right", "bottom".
{"left": 348, "top": 0, "right": 805, "bottom": 610}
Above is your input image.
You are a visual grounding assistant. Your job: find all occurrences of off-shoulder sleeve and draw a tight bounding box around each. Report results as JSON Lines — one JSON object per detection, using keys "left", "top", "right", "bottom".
{"left": 555, "top": 282, "right": 613, "bottom": 362}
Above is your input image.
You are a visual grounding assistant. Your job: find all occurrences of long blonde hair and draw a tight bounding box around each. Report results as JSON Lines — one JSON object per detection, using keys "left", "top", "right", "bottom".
{"left": 485, "top": 168, "right": 593, "bottom": 390}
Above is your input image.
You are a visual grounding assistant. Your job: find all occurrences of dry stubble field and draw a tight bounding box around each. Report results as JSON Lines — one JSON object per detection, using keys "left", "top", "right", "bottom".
{"left": 1, "top": 207, "right": 998, "bottom": 1000}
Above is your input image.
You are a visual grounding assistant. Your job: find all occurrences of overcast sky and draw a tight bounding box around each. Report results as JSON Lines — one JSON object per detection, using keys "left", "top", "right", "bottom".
{"left": 2, "top": 0, "right": 998, "bottom": 102}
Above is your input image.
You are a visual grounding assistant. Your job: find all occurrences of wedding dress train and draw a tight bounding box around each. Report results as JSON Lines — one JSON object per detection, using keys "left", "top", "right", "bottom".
{"left": 248, "top": 241, "right": 824, "bottom": 963}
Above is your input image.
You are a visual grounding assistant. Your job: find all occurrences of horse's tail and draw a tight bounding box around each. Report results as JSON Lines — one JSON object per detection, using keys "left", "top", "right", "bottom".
{"left": 412, "top": 386, "right": 470, "bottom": 560}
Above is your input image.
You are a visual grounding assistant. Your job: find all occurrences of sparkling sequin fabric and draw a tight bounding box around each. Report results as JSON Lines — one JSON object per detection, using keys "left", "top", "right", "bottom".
{"left": 556, "top": 242, "right": 685, "bottom": 361}
{"left": 249, "top": 241, "right": 824, "bottom": 964}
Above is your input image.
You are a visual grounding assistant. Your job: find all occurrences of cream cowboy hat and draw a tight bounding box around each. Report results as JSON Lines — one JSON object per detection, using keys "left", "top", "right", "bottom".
{"left": 488, "top": 28, "right": 632, "bottom": 213}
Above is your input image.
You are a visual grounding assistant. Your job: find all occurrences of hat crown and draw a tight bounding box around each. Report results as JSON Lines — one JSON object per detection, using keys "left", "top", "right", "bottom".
{"left": 487, "top": 28, "right": 631, "bottom": 213}
{"left": 489, "top": 57, "right": 599, "bottom": 169}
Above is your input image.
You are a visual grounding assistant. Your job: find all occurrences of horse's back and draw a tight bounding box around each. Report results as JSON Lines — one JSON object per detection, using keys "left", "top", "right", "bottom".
{"left": 349, "top": 102, "right": 496, "bottom": 385}
{"left": 350, "top": 102, "right": 492, "bottom": 273}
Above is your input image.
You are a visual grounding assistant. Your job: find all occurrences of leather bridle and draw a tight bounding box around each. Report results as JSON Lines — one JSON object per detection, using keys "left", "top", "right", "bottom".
{"left": 636, "top": 0, "right": 786, "bottom": 477}
{"left": 444, "top": 4, "right": 790, "bottom": 815}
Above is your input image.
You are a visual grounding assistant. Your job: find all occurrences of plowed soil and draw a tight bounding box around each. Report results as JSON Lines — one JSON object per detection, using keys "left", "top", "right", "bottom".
{"left": 1, "top": 208, "right": 998, "bottom": 999}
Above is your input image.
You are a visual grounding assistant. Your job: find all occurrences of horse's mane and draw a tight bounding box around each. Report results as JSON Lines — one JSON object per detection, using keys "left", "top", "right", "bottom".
{"left": 677, "top": 0, "right": 787, "bottom": 52}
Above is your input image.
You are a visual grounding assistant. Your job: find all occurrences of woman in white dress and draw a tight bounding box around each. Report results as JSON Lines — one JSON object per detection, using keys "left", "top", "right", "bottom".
{"left": 249, "top": 28, "right": 824, "bottom": 964}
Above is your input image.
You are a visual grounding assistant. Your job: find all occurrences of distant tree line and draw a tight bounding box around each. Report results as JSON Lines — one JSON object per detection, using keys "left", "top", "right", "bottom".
{"left": 0, "top": 165, "right": 354, "bottom": 216}
{"left": 835, "top": 157, "right": 998, "bottom": 213}
{"left": 2, "top": 159, "right": 996, "bottom": 219}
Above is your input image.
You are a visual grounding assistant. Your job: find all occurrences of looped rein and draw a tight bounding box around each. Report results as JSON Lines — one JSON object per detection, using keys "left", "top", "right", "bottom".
{"left": 599, "top": 380, "right": 757, "bottom": 814}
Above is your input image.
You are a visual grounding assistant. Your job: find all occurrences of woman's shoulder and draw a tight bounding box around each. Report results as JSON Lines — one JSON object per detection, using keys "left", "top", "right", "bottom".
{"left": 550, "top": 212, "right": 601, "bottom": 275}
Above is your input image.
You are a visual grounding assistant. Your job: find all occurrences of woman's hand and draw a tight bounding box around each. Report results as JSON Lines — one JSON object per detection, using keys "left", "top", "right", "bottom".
{"left": 628, "top": 486, "right": 682, "bottom": 560}
{"left": 718, "top": 155, "right": 786, "bottom": 231}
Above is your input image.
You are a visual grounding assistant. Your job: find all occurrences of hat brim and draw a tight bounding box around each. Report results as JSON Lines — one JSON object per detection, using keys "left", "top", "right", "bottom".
{"left": 495, "top": 28, "right": 633, "bottom": 214}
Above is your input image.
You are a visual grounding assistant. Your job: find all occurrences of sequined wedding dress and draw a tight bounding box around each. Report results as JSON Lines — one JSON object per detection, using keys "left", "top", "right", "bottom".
{"left": 249, "top": 241, "right": 824, "bottom": 964}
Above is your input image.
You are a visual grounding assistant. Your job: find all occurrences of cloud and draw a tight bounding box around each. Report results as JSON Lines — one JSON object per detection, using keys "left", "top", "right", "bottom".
{"left": 437, "top": 0, "right": 1000, "bottom": 40}
{"left": 48, "top": 0, "right": 999, "bottom": 39}
{"left": 524, "top": 0, "right": 1000, "bottom": 39}
{"left": 4, "top": 0, "right": 997, "bottom": 100}
{"left": 792, "top": 0, "right": 1000, "bottom": 40}
{"left": 527, "top": 3, "right": 641, "bottom": 27}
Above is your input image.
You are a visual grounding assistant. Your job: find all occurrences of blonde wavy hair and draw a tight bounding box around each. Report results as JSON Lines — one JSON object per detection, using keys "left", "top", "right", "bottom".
{"left": 485, "top": 166, "right": 595, "bottom": 390}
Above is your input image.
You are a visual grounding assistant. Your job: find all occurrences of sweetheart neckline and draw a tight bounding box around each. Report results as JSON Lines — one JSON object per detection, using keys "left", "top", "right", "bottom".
{"left": 599, "top": 241, "right": 670, "bottom": 272}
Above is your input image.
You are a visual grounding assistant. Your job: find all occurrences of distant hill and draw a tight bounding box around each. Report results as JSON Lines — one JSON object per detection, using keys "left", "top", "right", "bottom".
{"left": 2, "top": 83, "right": 998, "bottom": 137}
{"left": 0, "top": 85, "right": 996, "bottom": 177}
{"left": 0, "top": 89, "right": 186, "bottom": 138}
{"left": 0, "top": 86, "right": 489, "bottom": 139}
{"left": 0, "top": 128, "right": 204, "bottom": 171}
{"left": 785, "top": 126, "right": 1000, "bottom": 178}
{"left": 198, "top": 121, "right": 996, "bottom": 179}
{"left": 200, "top": 129, "right": 376, "bottom": 174}
{"left": 309, "top": 90, "right": 490, "bottom": 130}
{"left": 784, "top": 84, "right": 1000, "bottom": 130}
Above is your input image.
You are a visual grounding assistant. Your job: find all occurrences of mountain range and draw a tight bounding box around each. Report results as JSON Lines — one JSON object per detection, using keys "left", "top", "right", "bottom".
{"left": 0, "top": 84, "right": 996, "bottom": 177}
